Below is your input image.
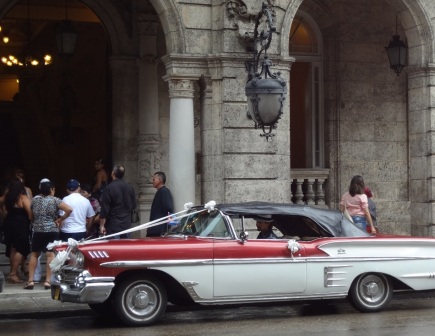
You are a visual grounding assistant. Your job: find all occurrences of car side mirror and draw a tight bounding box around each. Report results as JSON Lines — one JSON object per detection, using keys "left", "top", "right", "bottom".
{"left": 239, "top": 231, "right": 249, "bottom": 242}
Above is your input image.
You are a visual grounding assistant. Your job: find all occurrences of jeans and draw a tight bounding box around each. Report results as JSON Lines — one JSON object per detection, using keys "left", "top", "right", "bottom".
{"left": 351, "top": 216, "right": 367, "bottom": 231}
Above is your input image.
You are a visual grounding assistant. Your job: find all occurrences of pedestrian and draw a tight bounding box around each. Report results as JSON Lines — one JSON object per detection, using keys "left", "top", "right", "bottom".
{"left": 148, "top": 172, "right": 174, "bottom": 237}
{"left": 340, "top": 175, "right": 376, "bottom": 234}
{"left": 80, "top": 183, "right": 101, "bottom": 238}
{"left": 59, "top": 179, "right": 95, "bottom": 241}
{"left": 3, "top": 179, "right": 32, "bottom": 283}
{"left": 99, "top": 165, "right": 136, "bottom": 239}
{"left": 92, "top": 158, "right": 108, "bottom": 202}
{"left": 364, "top": 187, "right": 378, "bottom": 233}
{"left": 15, "top": 169, "right": 33, "bottom": 199}
{"left": 25, "top": 178, "right": 72, "bottom": 290}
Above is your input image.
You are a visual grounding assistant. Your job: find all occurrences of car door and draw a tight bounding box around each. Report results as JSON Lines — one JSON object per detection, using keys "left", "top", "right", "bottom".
{"left": 212, "top": 238, "right": 307, "bottom": 298}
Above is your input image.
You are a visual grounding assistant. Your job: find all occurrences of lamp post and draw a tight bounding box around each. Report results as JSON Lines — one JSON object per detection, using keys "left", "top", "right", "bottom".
{"left": 245, "top": 2, "right": 286, "bottom": 141}
{"left": 385, "top": 14, "right": 407, "bottom": 76}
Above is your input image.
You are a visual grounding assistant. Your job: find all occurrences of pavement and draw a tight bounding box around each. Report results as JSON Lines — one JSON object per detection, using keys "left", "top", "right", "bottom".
{"left": 0, "top": 243, "right": 91, "bottom": 319}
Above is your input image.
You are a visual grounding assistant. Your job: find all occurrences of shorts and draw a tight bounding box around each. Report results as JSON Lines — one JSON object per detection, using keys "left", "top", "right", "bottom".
{"left": 59, "top": 231, "right": 87, "bottom": 242}
{"left": 351, "top": 216, "right": 367, "bottom": 231}
{"left": 31, "top": 232, "right": 59, "bottom": 252}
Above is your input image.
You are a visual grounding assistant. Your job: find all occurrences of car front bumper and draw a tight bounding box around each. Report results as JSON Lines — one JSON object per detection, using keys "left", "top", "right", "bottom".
{"left": 51, "top": 270, "right": 115, "bottom": 304}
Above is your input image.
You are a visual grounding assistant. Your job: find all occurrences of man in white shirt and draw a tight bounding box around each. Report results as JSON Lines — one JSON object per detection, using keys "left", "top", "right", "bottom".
{"left": 60, "top": 179, "right": 95, "bottom": 241}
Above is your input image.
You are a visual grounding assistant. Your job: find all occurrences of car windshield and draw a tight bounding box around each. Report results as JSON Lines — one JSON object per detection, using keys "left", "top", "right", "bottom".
{"left": 169, "top": 210, "right": 231, "bottom": 238}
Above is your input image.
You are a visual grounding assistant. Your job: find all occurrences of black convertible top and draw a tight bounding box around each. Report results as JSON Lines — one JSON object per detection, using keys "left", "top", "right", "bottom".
{"left": 215, "top": 201, "right": 369, "bottom": 238}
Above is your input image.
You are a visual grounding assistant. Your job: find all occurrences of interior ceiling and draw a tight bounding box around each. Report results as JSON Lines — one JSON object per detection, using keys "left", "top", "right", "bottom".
{"left": 0, "top": 0, "right": 99, "bottom": 48}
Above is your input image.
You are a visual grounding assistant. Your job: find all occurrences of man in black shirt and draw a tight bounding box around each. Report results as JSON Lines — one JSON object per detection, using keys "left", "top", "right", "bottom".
{"left": 99, "top": 165, "right": 137, "bottom": 239}
{"left": 148, "top": 172, "right": 174, "bottom": 237}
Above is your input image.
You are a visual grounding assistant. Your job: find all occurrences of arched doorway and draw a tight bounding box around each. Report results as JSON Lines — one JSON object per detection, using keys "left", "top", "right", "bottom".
{"left": 289, "top": 11, "right": 324, "bottom": 169}
{"left": 0, "top": 0, "right": 110, "bottom": 195}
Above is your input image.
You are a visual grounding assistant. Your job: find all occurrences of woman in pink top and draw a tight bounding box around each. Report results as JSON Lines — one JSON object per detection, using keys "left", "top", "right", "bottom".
{"left": 340, "top": 175, "right": 376, "bottom": 233}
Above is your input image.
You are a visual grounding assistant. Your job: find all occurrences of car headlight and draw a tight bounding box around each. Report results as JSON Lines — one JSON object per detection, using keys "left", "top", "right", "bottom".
{"left": 66, "top": 249, "right": 85, "bottom": 268}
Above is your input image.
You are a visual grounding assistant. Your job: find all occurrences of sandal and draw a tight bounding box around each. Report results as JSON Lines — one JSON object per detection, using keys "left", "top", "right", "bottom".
{"left": 44, "top": 281, "right": 51, "bottom": 290}
{"left": 23, "top": 281, "right": 34, "bottom": 290}
{"left": 7, "top": 274, "right": 23, "bottom": 284}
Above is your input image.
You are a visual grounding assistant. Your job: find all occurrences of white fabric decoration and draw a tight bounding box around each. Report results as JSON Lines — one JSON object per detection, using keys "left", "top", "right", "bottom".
{"left": 50, "top": 250, "right": 70, "bottom": 272}
{"left": 46, "top": 240, "right": 65, "bottom": 250}
{"left": 204, "top": 200, "right": 216, "bottom": 212}
{"left": 184, "top": 202, "right": 193, "bottom": 210}
{"left": 287, "top": 239, "right": 301, "bottom": 255}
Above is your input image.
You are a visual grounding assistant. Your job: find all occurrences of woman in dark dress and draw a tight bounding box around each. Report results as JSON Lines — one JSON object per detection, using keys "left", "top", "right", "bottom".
{"left": 92, "top": 158, "right": 108, "bottom": 202}
{"left": 4, "top": 180, "right": 32, "bottom": 283}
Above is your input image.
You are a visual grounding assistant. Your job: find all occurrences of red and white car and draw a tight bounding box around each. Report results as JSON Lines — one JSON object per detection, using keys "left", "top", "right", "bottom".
{"left": 51, "top": 202, "right": 435, "bottom": 326}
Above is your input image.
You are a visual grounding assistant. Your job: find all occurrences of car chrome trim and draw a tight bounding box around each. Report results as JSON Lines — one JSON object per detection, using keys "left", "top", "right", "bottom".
{"left": 401, "top": 273, "right": 435, "bottom": 279}
{"left": 324, "top": 265, "right": 351, "bottom": 287}
{"left": 100, "top": 259, "right": 214, "bottom": 268}
{"left": 184, "top": 283, "right": 347, "bottom": 304}
{"left": 88, "top": 251, "right": 110, "bottom": 259}
{"left": 98, "top": 256, "right": 431, "bottom": 268}
{"left": 182, "top": 281, "right": 201, "bottom": 301}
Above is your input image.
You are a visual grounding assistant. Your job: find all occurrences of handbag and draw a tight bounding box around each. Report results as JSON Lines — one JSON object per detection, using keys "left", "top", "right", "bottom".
{"left": 131, "top": 208, "right": 140, "bottom": 223}
{"left": 343, "top": 203, "right": 354, "bottom": 224}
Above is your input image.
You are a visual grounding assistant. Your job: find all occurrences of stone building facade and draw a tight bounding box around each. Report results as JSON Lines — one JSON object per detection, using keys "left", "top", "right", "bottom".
{"left": 1, "top": 0, "right": 435, "bottom": 236}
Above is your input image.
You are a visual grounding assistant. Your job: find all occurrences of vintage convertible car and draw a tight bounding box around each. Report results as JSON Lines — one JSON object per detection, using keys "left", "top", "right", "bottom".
{"left": 51, "top": 201, "right": 435, "bottom": 326}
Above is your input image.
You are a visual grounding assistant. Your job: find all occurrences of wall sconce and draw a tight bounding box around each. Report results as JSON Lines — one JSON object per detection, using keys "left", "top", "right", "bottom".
{"left": 245, "top": 2, "right": 286, "bottom": 141}
{"left": 385, "top": 14, "right": 407, "bottom": 76}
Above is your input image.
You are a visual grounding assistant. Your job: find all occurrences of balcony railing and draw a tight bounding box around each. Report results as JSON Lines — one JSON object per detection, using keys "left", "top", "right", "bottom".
{"left": 291, "top": 169, "right": 330, "bottom": 208}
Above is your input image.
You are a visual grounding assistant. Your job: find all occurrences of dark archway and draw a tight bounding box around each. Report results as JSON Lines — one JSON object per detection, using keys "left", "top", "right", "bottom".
{"left": 0, "top": 0, "right": 110, "bottom": 195}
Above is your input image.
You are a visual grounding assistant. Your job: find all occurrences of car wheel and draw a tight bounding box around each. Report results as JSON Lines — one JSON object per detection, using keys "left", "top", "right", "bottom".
{"left": 348, "top": 273, "right": 392, "bottom": 313}
{"left": 114, "top": 274, "right": 167, "bottom": 326}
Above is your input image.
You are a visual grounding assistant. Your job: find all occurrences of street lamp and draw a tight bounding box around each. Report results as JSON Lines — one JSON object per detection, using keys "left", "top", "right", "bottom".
{"left": 385, "top": 14, "right": 407, "bottom": 76}
{"left": 245, "top": 2, "right": 286, "bottom": 141}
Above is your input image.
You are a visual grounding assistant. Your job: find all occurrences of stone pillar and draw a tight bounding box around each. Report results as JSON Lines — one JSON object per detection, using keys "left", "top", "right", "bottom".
{"left": 165, "top": 76, "right": 196, "bottom": 211}
{"left": 137, "top": 29, "right": 160, "bottom": 227}
{"left": 110, "top": 55, "right": 138, "bottom": 186}
{"left": 409, "top": 66, "right": 435, "bottom": 236}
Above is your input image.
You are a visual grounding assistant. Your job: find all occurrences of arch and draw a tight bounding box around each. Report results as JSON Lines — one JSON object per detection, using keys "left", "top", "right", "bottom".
{"left": 0, "top": 0, "right": 185, "bottom": 55}
{"left": 83, "top": 0, "right": 185, "bottom": 55}
{"left": 384, "top": 0, "right": 434, "bottom": 67}
{"left": 148, "top": 0, "right": 186, "bottom": 54}
{"left": 279, "top": 0, "right": 336, "bottom": 59}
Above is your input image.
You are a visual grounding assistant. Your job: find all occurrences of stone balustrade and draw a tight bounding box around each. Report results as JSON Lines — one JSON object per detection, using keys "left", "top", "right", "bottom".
{"left": 291, "top": 169, "right": 330, "bottom": 208}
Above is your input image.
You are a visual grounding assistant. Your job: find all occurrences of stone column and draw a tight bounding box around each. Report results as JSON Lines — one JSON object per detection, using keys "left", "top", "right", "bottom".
{"left": 165, "top": 76, "right": 196, "bottom": 211}
{"left": 110, "top": 55, "right": 138, "bottom": 186}
{"left": 137, "top": 27, "right": 160, "bottom": 227}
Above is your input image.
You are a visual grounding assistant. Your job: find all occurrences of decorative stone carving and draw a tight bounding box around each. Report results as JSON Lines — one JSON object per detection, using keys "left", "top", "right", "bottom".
{"left": 137, "top": 134, "right": 161, "bottom": 187}
{"left": 168, "top": 79, "right": 195, "bottom": 99}
{"left": 225, "top": 0, "right": 276, "bottom": 52}
{"left": 199, "top": 75, "right": 212, "bottom": 99}
{"left": 226, "top": 0, "right": 249, "bottom": 19}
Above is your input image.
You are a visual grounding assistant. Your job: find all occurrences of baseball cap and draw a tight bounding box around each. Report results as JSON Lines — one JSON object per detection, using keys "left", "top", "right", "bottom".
{"left": 67, "top": 179, "right": 80, "bottom": 191}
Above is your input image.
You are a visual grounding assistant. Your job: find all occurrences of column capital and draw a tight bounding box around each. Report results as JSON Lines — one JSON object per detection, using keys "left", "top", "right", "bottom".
{"left": 163, "top": 75, "right": 198, "bottom": 99}
{"left": 199, "top": 75, "right": 213, "bottom": 99}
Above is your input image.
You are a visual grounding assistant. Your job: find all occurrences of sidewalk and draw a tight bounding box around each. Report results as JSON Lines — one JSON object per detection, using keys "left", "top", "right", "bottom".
{"left": 0, "top": 280, "right": 91, "bottom": 318}
{"left": 0, "top": 243, "right": 91, "bottom": 318}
